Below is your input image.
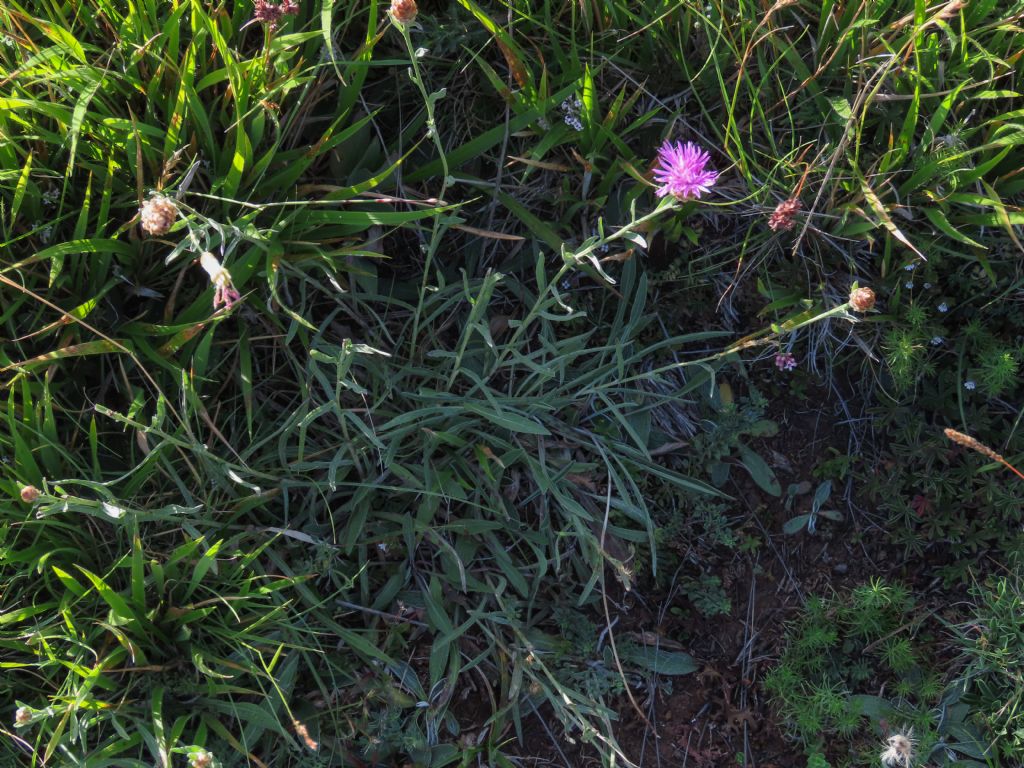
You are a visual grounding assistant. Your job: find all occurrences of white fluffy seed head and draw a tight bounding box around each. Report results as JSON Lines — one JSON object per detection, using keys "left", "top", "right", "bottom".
{"left": 880, "top": 731, "right": 915, "bottom": 767}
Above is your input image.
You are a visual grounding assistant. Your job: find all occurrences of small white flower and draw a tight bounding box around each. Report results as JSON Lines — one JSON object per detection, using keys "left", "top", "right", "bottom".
{"left": 560, "top": 96, "right": 584, "bottom": 132}
{"left": 937, "top": 302, "right": 949, "bottom": 313}
{"left": 376, "top": 542, "right": 388, "bottom": 553}
{"left": 904, "top": 263, "right": 916, "bottom": 271}
{"left": 964, "top": 380, "right": 976, "bottom": 390}
{"left": 14, "top": 706, "right": 31, "bottom": 726}
{"left": 923, "top": 282, "right": 932, "bottom": 289}
{"left": 904, "top": 281, "right": 913, "bottom": 289}
{"left": 930, "top": 336, "right": 944, "bottom": 345}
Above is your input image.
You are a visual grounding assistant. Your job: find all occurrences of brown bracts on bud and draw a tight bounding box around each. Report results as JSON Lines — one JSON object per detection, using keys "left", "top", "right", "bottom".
{"left": 768, "top": 198, "right": 801, "bottom": 231}
{"left": 390, "top": 0, "right": 417, "bottom": 24}
{"left": 848, "top": 286, "right": 875, "bottom": 312}
{"left": 139, "top": 195, "right": 177, "bottom": 236}
{"left": 19, "top": 485, "right": 39, "bottom": 503}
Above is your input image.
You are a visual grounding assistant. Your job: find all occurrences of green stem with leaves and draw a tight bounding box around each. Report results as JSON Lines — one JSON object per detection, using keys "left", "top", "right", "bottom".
{"left": 394, "top": 19, "right": 451, "bottom": 359}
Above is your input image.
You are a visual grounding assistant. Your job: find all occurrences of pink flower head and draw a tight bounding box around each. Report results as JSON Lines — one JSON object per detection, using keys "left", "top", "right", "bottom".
{"left": 653, "top": 140, "right": 718, "bottom": 200}
{"left": 254, "top": 0, "right": 298, "bottom": 27}
{"left": 214, "top": 284, "right": 241, "bottom": 311}
{"left": 775, "top": 352, "right": 797, "bottom": 372}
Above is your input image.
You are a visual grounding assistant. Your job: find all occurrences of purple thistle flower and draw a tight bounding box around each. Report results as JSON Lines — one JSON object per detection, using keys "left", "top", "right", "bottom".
{"left": 653, "top": 140, "right": 719, "bottom": 200}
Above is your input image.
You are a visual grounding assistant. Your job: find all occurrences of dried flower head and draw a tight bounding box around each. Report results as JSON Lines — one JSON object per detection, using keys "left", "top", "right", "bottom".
{"left": 880, "top": 730, "right": 915, "bottom": 767}
{"left": 199, "top": 251, "right": 241, "bottom": 310}
{"left": 768, "top": 197, "right": 801, "bottom": 231}
{"left": 944, "top": 428, "right": 1003, "bottom": 463}
{"left": 848, "top": 286, "right": 875, "bottom": 312}
{"left": 19, "top": 485, "right": 39, "bottom": 503}
{"left": 15, "top": 707, "right": 31, "bottom": 726}
{"left": 390, "top": 0, "right": 418, "bottom": 24}
{"left": 139, "top": 195, "right": 177, "bottom": 236}
{"left": 653, "top": 140, "right": 718, "bottom": 200}
{"left": 292, "top": 718, "right": 318, "bottom": 751}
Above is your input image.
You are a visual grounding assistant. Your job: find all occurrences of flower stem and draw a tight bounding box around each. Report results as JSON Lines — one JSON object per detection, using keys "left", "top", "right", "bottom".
{"left": 395, "top": 20, "right": 451, "bottom": 359}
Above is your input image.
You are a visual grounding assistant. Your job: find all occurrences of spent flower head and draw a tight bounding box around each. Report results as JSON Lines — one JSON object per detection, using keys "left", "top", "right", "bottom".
{"left": 653, "top": 140, "right": 718, "bottom": 200}
{"left": 15, "top": 707, "right": 31, "bottom": 726}
{"left": 880, "top": 730, "right": 915, "bottom": 767}
{"left": 768, "top": 198, "right": 801, "bottom": 231}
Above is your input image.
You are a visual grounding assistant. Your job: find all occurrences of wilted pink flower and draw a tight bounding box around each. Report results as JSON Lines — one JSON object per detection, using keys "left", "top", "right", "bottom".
{"left": 199, "top": 252, "right": 241, "bottom": 311}
{"left": 653, "top": 140, "right": 718, "bottom": 200}
{"left": 775, "top": 352, "right": 797, "bottom": 372}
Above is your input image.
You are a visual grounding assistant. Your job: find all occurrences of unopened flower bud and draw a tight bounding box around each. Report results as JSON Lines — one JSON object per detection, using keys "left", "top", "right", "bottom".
{"left": 15, "top": 707, "right": 31, "bottom": 726}
{"left": 390, "top": 0, "right": 417, "bottom": 24}
{"left": 849, "top": 286, "right": 875, "bottom": 312}
{"left": 19, "top": 485, "right": 39, "bottom": 503}
{"left": 139, "top": 196, "right": 177, "bottom": 236}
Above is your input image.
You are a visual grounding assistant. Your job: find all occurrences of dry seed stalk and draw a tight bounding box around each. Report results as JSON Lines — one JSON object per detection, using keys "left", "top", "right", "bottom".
{"left": 944, "top": 428, "right": 1024, "bottom": 481}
